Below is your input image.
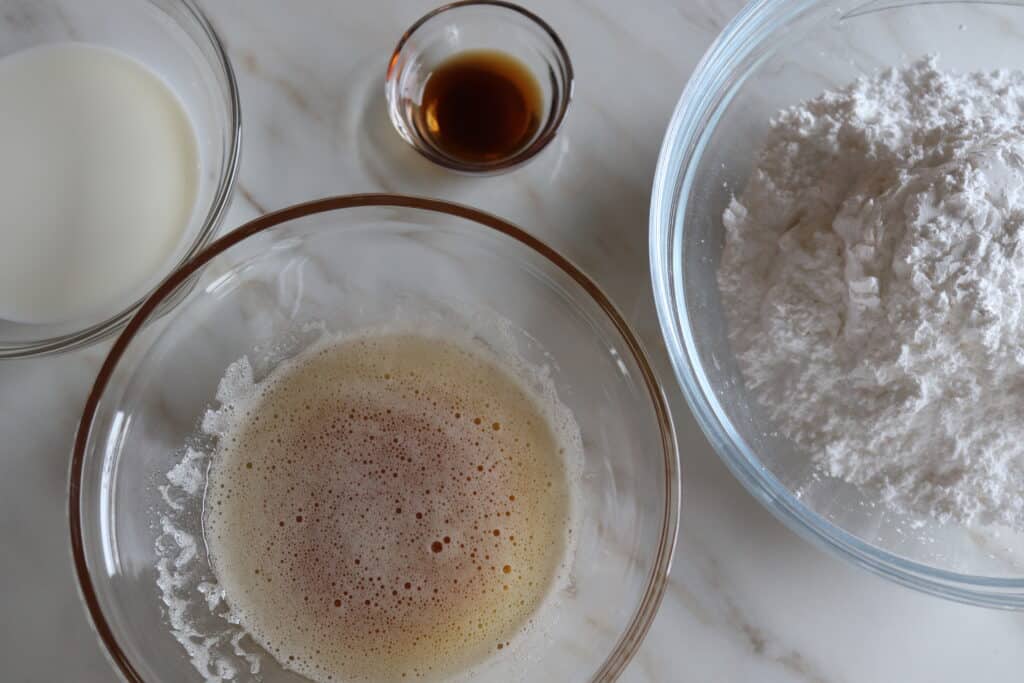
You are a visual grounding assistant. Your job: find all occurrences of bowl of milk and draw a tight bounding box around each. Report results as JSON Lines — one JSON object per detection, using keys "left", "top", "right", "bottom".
{"left": 0, "top": 0, "right": 240, "bottom": 357}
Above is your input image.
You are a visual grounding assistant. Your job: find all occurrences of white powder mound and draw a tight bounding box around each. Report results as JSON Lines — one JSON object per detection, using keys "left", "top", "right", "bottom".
{"left": 719, "top": 57, "right": 1024, "bottom": 528}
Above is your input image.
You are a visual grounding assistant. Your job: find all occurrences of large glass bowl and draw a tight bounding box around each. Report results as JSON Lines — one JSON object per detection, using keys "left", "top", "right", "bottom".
{"left": 651, "top": 0, "right": 1024, "bottom": 608}
{"left": 0, "top": 0, "right": 241, "bottom": 358}
{"left": 72, "top": 196, "right": 679, "bottom": 681}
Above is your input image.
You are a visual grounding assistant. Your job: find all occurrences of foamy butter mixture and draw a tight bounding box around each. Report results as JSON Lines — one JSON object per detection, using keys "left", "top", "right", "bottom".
{"left": 202, "top": 333, "right": 581, "bottom": 682}
{"left": 0, "top": 43, "right": 198, "bottom": 324}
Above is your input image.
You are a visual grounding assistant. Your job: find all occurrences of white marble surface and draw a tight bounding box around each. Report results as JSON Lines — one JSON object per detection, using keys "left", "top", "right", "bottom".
{"left": 4, "top": 1, "right": 1024, "bottom": 681}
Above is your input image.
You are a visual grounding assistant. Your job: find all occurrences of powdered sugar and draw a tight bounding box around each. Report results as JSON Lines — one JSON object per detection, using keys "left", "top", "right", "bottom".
{"left": 720, "top": 57, "right": 1024, "bottom": 528}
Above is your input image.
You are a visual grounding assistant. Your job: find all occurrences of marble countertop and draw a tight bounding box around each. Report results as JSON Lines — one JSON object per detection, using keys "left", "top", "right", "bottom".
{"left": 3, "top": 1, "right": 1023, "bottom": 681}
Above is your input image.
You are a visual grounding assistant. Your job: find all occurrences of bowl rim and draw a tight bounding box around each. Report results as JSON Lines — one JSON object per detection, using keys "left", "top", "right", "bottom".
{"left": 384, "top": 0, "right": 574, "bottom": 174}
{"left": 650, "top": 0, "right": 1024, "bottom": 608}
{"left": 70, "top": 194, "right": 681, "bottom": 681}
{"left": 0, "top": 0, "right": 242, "bottom": 359}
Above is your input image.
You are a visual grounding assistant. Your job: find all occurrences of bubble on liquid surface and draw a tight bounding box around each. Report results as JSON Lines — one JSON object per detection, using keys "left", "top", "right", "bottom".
{"left": 203, "top": 333, "right": 581, "bottom": 682}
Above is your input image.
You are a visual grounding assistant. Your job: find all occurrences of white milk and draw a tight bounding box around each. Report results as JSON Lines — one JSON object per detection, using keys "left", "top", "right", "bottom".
{"left": 0, "top": 43, "right": 198, "bottom": 325}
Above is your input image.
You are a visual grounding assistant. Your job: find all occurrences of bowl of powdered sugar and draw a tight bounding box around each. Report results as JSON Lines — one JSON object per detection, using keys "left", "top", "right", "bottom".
{"left": 652, "top": 0, "right": 1024, "bottom": 606}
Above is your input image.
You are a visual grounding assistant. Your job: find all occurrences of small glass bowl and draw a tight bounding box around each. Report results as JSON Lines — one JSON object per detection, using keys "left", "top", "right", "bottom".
{"left": 385, "top": 0, "right": 573, "bottom": 174}
{"left": 72, "top": 196, "right": 679, "bottom": 682}
{"left": 0, "top": 0, "right": 241, "bottom": 358}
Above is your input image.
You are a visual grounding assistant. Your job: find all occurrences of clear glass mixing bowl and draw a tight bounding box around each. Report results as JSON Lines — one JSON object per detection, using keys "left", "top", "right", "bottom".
{"left": 651, "top": 0, "right": 1024, "bottom": 607}
{"left": 0, "top": 0, "right": 241, "bottom": 358}
{"left": 72, "top": 196, "right": 679, "bottom": 681}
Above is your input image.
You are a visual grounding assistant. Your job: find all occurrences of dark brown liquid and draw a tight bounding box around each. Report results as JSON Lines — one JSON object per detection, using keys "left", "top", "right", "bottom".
{"left": 416, "top": 50, "right": 542, "bottom": 164}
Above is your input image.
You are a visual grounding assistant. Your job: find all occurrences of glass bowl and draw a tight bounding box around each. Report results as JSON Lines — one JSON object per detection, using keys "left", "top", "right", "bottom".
{"left": 72, "top": 196, "right": 679, "bottom": 681}
{"left": 651, "top": 0, "right": 1024, "bottom": 610}
{"left": 0, "top": 0, "right": 241, "bottom": 358}
{"left": 652, "top": 0, "right": 1024, "bottom": 608}
{"left": 385, "top": 1, "right": 573, "bottom": 174}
